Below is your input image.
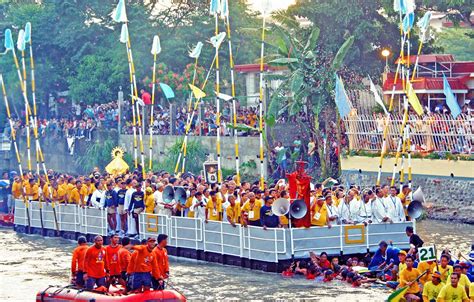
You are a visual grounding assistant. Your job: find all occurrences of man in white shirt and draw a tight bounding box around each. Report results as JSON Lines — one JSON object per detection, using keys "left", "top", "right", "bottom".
{"left": 124, "top": 180, "right": 137, "bottom": 235}
{"left": 372, "top": 188, "right": 393, "bottom": 223}
{"left": 387, "top": 186, "right": 406, "bottom": 223}
{"left": 325, "top": 194, "right": 339, "bottom": 225}
{"left": 191, "top": 191, "right": 207, "bottom": 220}
{"left": 338, "top": 190, "right": 356, "bottom": 224}
{"left": 356, "top": 190, "right": 374, "bottom": 225}
{"left": 155, "top": 184, "right": 175, "bottom": 217}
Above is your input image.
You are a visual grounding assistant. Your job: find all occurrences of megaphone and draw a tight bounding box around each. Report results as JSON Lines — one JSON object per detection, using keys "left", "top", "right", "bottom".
{"left": 271, "top": 198, "right": 290, "bottom": 216}
{"left": 163, "top": 185, "right": 175, "bottom": 204}
{"left": 174, "top": 187, "right": 188, "bottom": 205}
{"left": 290, "top": 199, "right": 307, "bottom": 219}
{"left": 407, "top": 187, "right": 425, "bottom": 219}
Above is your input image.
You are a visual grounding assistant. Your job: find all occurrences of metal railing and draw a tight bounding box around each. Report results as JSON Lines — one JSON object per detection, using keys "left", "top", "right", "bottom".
{"left": 343, "top": 113, "right": 473, "bottom": 153}
{"left": 14, "top": 200, "right": 413, "bottom": 262}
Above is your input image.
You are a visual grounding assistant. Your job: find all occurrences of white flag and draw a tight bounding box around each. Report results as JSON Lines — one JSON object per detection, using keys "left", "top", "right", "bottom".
{"left": 368, "top": 75, "right": 388, "bottom": 115}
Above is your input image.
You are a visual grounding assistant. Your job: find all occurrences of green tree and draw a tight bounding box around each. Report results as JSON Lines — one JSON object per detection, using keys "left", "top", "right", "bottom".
{"left": 266, "top": 18, "right": 354, "bottom": 178}
{"left": 434, "top": 28, "right": 474, "bottom": 61}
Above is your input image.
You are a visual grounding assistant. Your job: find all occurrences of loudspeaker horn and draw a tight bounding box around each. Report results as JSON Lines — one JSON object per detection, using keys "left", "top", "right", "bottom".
{"left": 290, "top": 199, "right": 307, "bottom": 219}
{"left": 174, "top": 187, "right": 187, "bottom": 205}
{"left": 407, "top": 186, "right": 425, "bottom": 219}
{"left": 271, "top": 198, "right": 290, "bottom": 216}
{"left": 163, "top": 185, "right": 175, "bottom": 204}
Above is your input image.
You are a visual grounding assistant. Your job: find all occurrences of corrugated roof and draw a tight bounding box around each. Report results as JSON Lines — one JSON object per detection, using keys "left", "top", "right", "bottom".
{"left": 383, "top": 74, "right": 469, "bottom": 92}
{"left": 395, "top": 54, "right": 455, "bottom": 64}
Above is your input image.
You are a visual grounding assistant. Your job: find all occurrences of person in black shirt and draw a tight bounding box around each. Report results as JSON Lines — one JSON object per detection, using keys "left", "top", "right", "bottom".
{"left": 260, "top": 196, "right": 280, "bottom": 229}
{"left": 406, "top": 226, "right": 423, "bottom": 255}
{"left": 129, "top": 183, "right": 145, "bottom": 236}
{"left": 116, "top": 181, "right": 128, "bottom": 235}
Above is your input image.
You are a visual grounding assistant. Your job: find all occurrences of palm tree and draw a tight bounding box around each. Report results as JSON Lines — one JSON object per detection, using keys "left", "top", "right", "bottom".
{"left": 266, "top": 12, "right": 354, "bottom": 179}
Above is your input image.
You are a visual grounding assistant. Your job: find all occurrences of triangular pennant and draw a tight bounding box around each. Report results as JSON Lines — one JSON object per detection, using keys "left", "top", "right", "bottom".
{"left": 130, "top": 94, "right": 145, "bottom": 106}
{"left": 4, "top": 29, "right": 14, "bottom": 51}
{"left": 24, "top": 22, "right": 32, "bottom": 43}
{"left": 210, "top": 32, "right": 226, "bottom": 49}
{"left": 17, "top": 29, "right": 26, "bottom": 51}
{"left": 406, "top": 81, "right": 424, "bottom": 115}
{"left": 113, "top": 0, "right": 128, "bottom": 23}
{"left": 210, "top": 0, "right": 220, "bottom": 15}
{"left": 151, "top": 35, "right": 161, "bottom": 55}
{"left": 189, "top": 42, "right": 203, "bottom": 59}
{"left": 120, "top": 24, "right": 128, "bottom": 44}
{"left": 189, "top": 84, "right": 206, "bottom": 99}
{"left": 368, "top": 75, "right": 389, "bottom": 115}
{"left": 220, "top": 0, "right": 229, "bottom": 17}
{"left": 159, "top": 83, "right": 175, "bottom": 99}
{"left": 216, "top": 92, "right": 233, "bottom": 101}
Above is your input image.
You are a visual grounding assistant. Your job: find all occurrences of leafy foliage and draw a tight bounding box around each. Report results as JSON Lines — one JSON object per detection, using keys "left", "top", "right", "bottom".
{"left": 74, "top": 138, "right": 116, "bottom": 174}
{"left": 434, "top": 28, "right": 474, "bottom": 61}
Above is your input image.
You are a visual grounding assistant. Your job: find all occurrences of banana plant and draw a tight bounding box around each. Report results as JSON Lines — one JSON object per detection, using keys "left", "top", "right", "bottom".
{"left": 266, "top": 13, "right": 354, "bottom": 178}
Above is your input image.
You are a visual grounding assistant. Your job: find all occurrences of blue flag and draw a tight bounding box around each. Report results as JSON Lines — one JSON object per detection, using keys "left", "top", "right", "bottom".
{"left": 159, "top": 83, "right": 175, "bottom": 99}
{"left": 402, "top": 12, "right": 415, "bottom": 33}
{"left": 335, "top": 74, "right": 351, "bottom": 118}
{"left": 443, "top": 75, "right": 461, "bottom": 118}
{"left": 210, "top": 0, "right": 219, "bottom": 15}
{"left": 4, "top": 29, "right": 14, "bottom": 51}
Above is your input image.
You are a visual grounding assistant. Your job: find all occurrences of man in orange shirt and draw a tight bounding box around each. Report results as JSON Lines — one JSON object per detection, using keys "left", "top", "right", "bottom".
{"left": 71, "top": 236, "right": 88, "bottom": 287}
{"left": 83, "top": 235, "right": 107, "bottom": 290}
{"left": 105, "top": 234, "right": 122, "bottom": 288}
{"left": 25, "top": 178, "right": 39, "bottom": 201}
{"left": 129, "top": 237, "right": 159, "bottom": 292}
{"left": 153, "top": 234, "right": 169, "bottom": 290}
{"left": 118, "top": 236, "right": 133, "bottom": 287}
{"left": 11, "top": 176, "right": 22, "bottom": 199}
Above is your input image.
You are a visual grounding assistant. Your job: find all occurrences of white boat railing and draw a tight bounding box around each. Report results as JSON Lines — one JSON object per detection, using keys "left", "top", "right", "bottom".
{"left": 13, "top": 200, "right": 413, "bottom": 263}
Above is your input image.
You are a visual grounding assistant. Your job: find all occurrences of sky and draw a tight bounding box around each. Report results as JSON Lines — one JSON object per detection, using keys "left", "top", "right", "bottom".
{"left": 249, "top": 0, "right": 295, "bottom": 12}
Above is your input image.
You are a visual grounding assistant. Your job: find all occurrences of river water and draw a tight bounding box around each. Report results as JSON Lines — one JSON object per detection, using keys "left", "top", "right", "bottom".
{"left": 0, "top": 219, "right": 473, "bottom": 302}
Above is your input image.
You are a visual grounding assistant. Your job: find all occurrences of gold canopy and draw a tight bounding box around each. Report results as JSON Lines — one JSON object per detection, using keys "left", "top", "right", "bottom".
{"left": 105, "top": 147, "right": 129, "bottom": 176}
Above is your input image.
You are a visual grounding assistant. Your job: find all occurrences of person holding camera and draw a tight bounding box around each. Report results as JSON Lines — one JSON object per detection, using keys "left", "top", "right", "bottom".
{"left": 191, "top": 191, "right": 207, "bottom": 221}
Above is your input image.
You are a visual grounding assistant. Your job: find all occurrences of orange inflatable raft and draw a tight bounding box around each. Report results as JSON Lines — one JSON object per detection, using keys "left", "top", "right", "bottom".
{"left": 36, "top": 285, "right": 186, "bottom": 301}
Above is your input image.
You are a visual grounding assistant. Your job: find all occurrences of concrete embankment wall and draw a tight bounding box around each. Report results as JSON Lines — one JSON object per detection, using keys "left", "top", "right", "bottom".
{"left": 341, "top": 156, "right": 474, "bottom": 224}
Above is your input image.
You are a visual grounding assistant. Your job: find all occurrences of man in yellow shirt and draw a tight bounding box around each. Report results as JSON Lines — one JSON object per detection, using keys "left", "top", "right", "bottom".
{"left": 25, "top": 179, "right": 39, "bottom": 201}
{"left": 205, "top": 191, "right": 222, "bottom": 222}
{"left": 225, "top": 194, "right": 240, "bottom": 227}
{"left": 398, "top": 255, "right": 421, "bottom": 301}
{"left": 422, "top": 271, "right": 443, "bottom": 302}
{"left": 57, "top": 181, "right": 67, "bottom": 204}
{"left": 398, "top": 184, "right": 411, "bottom": 220}
{"left": 310, "top": 197, "right": 330, "bottom": 227}
{"left": 469, "top": 283, "right": 474, "bottom": 301}
{"left": 439, "top": 255, "right": 454, "bottom": 283}
{"left": 437, "top": 272, "right": 469, "bottom": 302}
{"left": 185, "top": 193, "right": 195, "bottom": 218}
{"left": 453, "top": 265, "right": 471, "bottom": 296}
{"left": 241, "top": 192, "right": 262, "bottom": 227}
{"left": 69, "top": 181, "right": 82, "bottom": 205}
{"left": 418, "top": 260, "right": 437, "bottom": 285}
{"left": 144, "top": 187, "right": 155, "bottom": 214}
{"left": 12, "top": 177, "right": 22, "bottom": 199}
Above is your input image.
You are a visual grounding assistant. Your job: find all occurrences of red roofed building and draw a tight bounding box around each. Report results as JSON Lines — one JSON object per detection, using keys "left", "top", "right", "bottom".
{"left": 383, "top": 54, "right": 474, "bottom": 113}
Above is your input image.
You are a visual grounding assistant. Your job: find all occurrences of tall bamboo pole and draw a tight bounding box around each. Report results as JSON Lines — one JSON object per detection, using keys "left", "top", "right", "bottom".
{"left": 258, "top": 14, "right": 267, "bottom": 190}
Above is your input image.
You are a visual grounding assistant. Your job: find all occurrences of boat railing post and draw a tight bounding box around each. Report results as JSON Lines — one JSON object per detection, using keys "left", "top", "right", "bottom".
{"left": 339, "top": 224, "right": 344, "bottom": 256}
{"left": 220, "top": 221, "right": 224, "bottom": 255}
{"left": 239, "top": 224, "right": 243, "bottom": 258}
{"left": 248, "top": 226, "right": 251, "bottom": 260}
{"left": 366, "top": 223, "right": 370, "bottom": 253}
{"left": 101, "top": 207, "right": 105, "bottom": 236}
{"left": 273, "top": 228, "right": 277, "bottom": 263}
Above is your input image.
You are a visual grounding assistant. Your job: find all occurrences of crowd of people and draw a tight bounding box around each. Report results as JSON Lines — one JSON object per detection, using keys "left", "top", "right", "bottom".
{"left": 283, "top": 237, "right": 474, "bottom": 302}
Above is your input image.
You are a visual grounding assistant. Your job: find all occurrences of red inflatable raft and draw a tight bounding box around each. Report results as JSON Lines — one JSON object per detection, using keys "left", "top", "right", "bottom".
{"left": 0, "top": 213, "right": 14, "bottom": 227}
{"left": 36, "top": 286, "right": 186, "bottom": 302}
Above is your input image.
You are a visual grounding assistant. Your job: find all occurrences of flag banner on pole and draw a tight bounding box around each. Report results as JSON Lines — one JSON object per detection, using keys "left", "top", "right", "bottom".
{"left": 443, "top": 75, "right": 462, "bottom": 118}
{"left": 334, "top": 74, "right": 352, "bottom": 118}
{"left": 189, "top": 84, "right": 206, "bottom": 99}
{"left": 261, "top": 0, "right": 272, "bottom": 15}
{"left": 393, "top": 0, "right": 404, "bottom": 12}
{"left": 210, "top": 32, "right": 226, "bottom": 49}
{"left": 113, "top": 0, "right": 128, "bottom": 23}
{"left": 220, "top": 0, "right": 229, "bottom": 17}
{"left": 120, "top": 24, "right": 128, "bottom": 44}
{"left": 406, "top": 81, "right": 424, "bottom": 115}
{"left": 189, "top": 42, "right": 204, "bottom": 59}
{"left": 402, "top": 12, "right": 415, "bottom": 33}
{"left": 4, "top": 29, "right": 14, "bottom": 51}
{"left": 130, "top": 95, "right": 145, "bottom": 107}
{"left": 216, "top": 92, "right": 233, "bottom": 101}
{"left": 368, "top": 75, "right": 389, "bottom": 115}
{"left": 210, "top": 0, "right": 220, "bottom": 15}
{"left": 159, "top": 83, "right": 175, "bottom": 99}
{"left": 404, "top": 0, "right": 415, "bottom": 14}
{"left": 24, "top": 22, "right": 32, "bottom": 43}
{"left": 17, "top": 29, "right": 26, "bottom": 51}
{"left": 417, "top": 11, "right": 432, "bottom": 42}
{"left": 151, "top": 35, "right": 161, "bottom": 55}
{"left": 387, "top": 286, "right": 409, "bottom": 302}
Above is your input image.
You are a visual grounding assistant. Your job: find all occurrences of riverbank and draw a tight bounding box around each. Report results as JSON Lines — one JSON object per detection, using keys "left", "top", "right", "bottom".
{"left": 426, "top": 203, "right": 474, "bottom": 225}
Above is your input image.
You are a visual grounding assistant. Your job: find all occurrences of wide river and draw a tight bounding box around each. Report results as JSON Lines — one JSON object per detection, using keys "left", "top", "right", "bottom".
{"left": 0, "top": 219, "right": 473, "bottom": 301}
